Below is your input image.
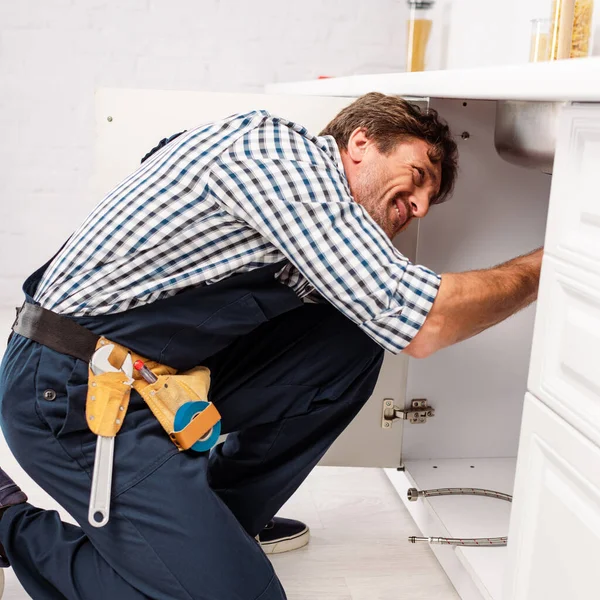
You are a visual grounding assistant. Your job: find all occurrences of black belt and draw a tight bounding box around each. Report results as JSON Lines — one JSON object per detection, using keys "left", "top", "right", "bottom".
{"left": 12, "top": 303, "right": 100, "bottom": 363}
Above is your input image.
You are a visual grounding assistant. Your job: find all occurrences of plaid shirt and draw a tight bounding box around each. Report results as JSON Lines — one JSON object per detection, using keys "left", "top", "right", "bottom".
{"left": 34, "top": 110, "right": 441, "bottom": 353}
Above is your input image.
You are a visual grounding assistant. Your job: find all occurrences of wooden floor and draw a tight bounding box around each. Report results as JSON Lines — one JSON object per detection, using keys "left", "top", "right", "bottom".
{"left": 0, "top": 452, "right": 459, "bottom": 600}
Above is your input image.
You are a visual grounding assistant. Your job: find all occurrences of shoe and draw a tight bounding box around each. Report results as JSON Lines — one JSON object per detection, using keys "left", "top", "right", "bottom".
{"left": 258, "top": 517, "right": 310, "bottom": 555}
{"left": 0, "top": 468, "right": 27, "bottom": 568}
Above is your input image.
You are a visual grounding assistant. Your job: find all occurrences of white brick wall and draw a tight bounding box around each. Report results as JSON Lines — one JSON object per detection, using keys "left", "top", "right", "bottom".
{"left": 0, "top": 0, "right": 411, "bottom": 311}
{"left": 2, "top": 0, "right": 600, "bottom": 313}
{"left": 5, "top": 0, "right": 599, "bottom": 311}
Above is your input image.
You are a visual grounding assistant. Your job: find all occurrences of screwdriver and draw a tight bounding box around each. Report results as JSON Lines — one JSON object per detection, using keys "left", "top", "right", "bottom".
{"left": 133, "top": 360, "right": 158, "bottom": 383}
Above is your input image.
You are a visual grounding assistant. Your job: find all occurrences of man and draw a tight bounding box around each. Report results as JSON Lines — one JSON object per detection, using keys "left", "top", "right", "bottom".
{"left": 0, "top": 93, "right": 542, "bottom": 599}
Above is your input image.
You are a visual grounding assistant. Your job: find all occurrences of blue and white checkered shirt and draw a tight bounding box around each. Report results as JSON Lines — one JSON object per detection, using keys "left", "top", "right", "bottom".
{"left": 34, "top": 110, "right": 441, "bottom": 353}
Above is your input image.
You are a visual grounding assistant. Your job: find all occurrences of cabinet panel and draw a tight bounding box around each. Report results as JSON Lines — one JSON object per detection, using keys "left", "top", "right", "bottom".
{"left": 528, "top": 254, "right": 600, "bottom": 446}
{"left": 505, "top": 393, "right": 600, "bottom": 600}
{"left": 545, "top": 103, "right": 600, "bottom": 276}
{"left": 91, "top": 89, "right": 355, "bottom": 201}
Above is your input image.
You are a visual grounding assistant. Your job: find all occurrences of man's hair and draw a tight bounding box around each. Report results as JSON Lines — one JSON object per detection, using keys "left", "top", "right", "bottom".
{"left": 320, "top": 92, "right": 458, "bottom": 205}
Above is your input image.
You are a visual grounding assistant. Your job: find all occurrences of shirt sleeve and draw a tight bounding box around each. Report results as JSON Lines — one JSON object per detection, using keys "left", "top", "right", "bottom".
{"left": 206, "top": 120, "right": 441, "bottom": 354}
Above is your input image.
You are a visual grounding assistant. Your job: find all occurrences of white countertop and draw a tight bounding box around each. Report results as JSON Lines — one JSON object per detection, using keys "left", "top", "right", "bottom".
{"left": 266, "top": 57, "right": 600, "bottom": 102}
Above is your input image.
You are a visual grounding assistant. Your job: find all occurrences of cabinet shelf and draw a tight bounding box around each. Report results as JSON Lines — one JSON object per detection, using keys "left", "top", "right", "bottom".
{"left": 386, "top": 458, "right": 517, "bottom": 600}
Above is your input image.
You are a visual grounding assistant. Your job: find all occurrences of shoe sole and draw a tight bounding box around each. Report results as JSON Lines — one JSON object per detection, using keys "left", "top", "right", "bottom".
{"left": 260, "top": 527, "right": 310, "bottom": 555}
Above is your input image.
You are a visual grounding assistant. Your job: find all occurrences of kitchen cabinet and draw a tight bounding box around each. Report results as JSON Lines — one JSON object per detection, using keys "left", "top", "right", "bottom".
{"left": 92, "top": 59, "right": 600, "bottom": 599}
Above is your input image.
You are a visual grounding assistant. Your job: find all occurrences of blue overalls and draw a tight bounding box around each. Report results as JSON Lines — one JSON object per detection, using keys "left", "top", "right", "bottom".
{"left": 0, "top": 259, "right": 384, "bottom": 600}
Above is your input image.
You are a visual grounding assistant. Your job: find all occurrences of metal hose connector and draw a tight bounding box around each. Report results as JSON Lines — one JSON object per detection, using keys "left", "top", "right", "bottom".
{"left": 408, "top": 536, "right": 508, "bottom": 547}
{"left": 407, "top": 487, "right": 512, "bottom": 548}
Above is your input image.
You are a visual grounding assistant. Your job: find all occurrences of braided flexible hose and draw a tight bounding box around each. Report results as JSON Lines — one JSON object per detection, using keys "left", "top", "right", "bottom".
{"left": 409, "top": 487, "right": 512, "bottom": 503}
{"left": 409, "top": 536, "right": 508, "bottom": 547}
{"left": 407, "top": 487, "right": 512, "bottom": 547}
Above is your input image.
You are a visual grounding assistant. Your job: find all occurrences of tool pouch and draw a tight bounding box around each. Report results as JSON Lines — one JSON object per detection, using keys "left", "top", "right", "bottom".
{"left": 86, "top": 338, "right": 221, "bottom": 451}
{"left": 133, "top": 366, "right": 219, "bottom": 451}
{"left": 86, "top": 339, "right": 133, "bottom": 437}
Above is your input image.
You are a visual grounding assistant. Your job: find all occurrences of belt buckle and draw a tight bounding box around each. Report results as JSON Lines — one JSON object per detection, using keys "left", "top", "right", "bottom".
{"left": 11, "top": 304, "right": 24, "bottom": 331}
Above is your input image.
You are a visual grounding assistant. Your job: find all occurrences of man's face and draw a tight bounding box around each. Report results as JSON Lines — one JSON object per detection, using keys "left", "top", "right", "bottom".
{"left": 342, "top": 130, "right": 442, "bottom": 239}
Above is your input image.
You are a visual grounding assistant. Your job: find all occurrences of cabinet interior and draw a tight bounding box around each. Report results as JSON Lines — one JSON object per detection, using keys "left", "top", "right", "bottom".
{"left": 388, "top": 98, "right": 552, "bottom": 600}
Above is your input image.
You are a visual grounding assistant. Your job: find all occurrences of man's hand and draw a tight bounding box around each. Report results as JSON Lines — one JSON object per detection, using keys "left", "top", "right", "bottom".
{"left": 403, "top": 248, "right": 543, "bottom": 359}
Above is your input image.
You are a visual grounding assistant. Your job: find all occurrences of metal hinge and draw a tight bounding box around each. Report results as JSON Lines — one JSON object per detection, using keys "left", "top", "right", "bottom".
{"left": 381, "top": 398, "right": 435, "bottom": 428}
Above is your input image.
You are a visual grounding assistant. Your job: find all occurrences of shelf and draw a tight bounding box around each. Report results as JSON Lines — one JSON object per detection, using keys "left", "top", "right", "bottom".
{"left": 266, "top": 58, "right": 600, "bottom": 102}
{"left": 386, "top": 458, "right": 517, "bottom": 600}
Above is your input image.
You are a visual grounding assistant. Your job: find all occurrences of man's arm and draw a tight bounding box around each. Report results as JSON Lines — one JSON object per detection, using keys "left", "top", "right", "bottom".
{"left": 403, "top": 248, "right": 543, "bottom": 359}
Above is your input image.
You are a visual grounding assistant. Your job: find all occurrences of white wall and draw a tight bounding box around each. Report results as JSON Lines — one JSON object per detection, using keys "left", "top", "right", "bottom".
{"left": 0, "top": 0, "right": 411, "bottom": 311}
{"left": 427, "top": 0, "right": 600, "bottom": 71}
{"left": 2, "top": 0, "right": 600, "bottom": 314}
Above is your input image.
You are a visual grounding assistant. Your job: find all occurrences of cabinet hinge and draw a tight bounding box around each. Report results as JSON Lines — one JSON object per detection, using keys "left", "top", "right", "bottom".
{"left": 381, "top": 398, "right": 435, "bottom": 428}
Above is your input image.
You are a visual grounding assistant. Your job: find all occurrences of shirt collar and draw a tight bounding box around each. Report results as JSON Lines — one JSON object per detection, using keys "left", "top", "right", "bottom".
{"left": 318, "top": 135, "right": 345, "bottom": 174}
{"left": 317, "top": 135, "right": 352, "bottom": 194}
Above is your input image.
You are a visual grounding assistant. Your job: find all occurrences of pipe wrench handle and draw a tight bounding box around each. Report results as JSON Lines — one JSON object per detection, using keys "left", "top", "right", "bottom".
{"left": 88, "top": 435, "right": 115, "bottom": 528}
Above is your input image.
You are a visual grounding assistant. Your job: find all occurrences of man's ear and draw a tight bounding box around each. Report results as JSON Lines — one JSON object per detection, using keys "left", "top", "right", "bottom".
{"left": 346, "top": 127, "right": 371, "bottom": 164}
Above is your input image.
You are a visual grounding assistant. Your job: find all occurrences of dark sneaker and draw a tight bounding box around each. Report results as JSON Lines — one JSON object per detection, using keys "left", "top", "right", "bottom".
{"left": 258, "top": 517, "right": 310, "bottom": 555}
{"left": 0, "top": 468, "right": 27, "bottom": 568}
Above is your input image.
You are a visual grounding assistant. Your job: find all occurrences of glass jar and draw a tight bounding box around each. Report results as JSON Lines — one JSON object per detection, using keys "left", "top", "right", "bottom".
{"left": 530, "top": 18, "right": 551, "bottom": 61}
{"left": 571, "top": 0, "right": 594, "bottom": 57}
{"left": 549, "top": 0, "right": 594, "bottom": 59}
{"left": 406, "top": 0, "right": 435, "bottom": 72}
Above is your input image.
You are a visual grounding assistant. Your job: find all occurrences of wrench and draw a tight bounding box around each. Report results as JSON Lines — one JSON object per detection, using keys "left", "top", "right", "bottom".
{"left": 88, "top": 345, "right": 133, "bottom": 528}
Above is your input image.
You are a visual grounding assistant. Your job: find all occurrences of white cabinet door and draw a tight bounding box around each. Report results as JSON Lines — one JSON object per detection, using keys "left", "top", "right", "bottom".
{"left": 92, "top": 88, "right": 412, "bottom": 467}
{"left": 504, "top": 393, "right": 600, "bottom": 600}
{"left": 543, "top": 103, "right": 600, "bottom": 278}
{"left": 506, "top": 102, "right": 600, "bottom": 600}
{"left": 527, "top": 102, "right": 600, "bottom": 447}
{"left": 528, "top": 254, "right": 600, "bottom": 447}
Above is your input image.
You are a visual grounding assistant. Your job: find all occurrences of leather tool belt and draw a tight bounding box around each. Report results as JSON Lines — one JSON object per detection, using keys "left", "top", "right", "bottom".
{"left": 12, "top": 302, "right": 221, "bottom": 452}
